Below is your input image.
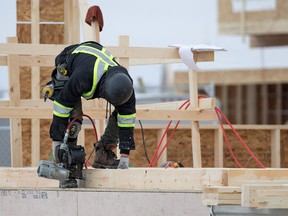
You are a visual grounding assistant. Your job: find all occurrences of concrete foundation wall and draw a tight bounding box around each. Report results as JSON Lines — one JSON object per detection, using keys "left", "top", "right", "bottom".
{"left": 0, "top": 188, "right": 210, "bottom": 216}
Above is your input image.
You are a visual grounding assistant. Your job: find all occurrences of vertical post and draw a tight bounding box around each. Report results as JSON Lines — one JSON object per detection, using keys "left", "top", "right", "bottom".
{"left": 64, "top": 0, "right": 80, "bottom": 44}
{"left": 271, "top": 129, "right": 281, "bottom": 168}
{"left": 247, "top": 85, "right": 256, "bottom": 124}
{"left": 156, "top": 129, "right": 167, "bottom": 167}
{"left": 236, "top": 85, "right": 243, "bottom": 124}
{"left": 261, "top": 84, "right": 268, "bottom": 124}
{"left": 275, "top": 84, "right": 282, "bottom": 124}
{"left": 214, "top": 128, "right": 223, "bottom": 167}
{"left": 7, "top": 37, "right": 23, "bottom": 167}
{"left": 188, "top": 53, "right": 202, "bottom": 168}
{"left": 31, "top": 0, "right": 40, "bottom": 166}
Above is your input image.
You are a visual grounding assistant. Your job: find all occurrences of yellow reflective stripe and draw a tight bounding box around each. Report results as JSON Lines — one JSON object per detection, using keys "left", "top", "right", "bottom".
{"left": 117, "top": 113, "right": 136, "bottom": 128}
{"left": 118, "top": 113, "right": 136, "bottom": 119}
{"left": 53, "top": 100, "right": 72, "bottom": 118}
{"left": 53, "top": 111, "right": 70, "bottom": 118}
{"left": 54, "top": 100, "right": 73, "bottom": 109}
{"left": 82, "top": 58, "right": 100, "bottom": 99}
{"left": 104, "top": 64, "right": 109, "bottom": 71}
{"left": 118, "top": 123, "right": 135, "bottom": 127}
{"left": 72, "top": 45, "right": 117, "bottom": 66}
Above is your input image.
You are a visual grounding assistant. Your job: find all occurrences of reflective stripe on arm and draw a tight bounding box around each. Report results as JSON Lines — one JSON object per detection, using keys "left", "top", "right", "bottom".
{"left": 53, "top": 100, "right": 73, "bottom": 118}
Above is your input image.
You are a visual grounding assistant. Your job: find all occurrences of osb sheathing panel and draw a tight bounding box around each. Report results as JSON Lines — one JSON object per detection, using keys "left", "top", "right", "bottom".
{"left": 17, "top": 0, "right": 64, "bottom": 22}
{"left": 17, "top": 24, "right": 64, "bottom": 44}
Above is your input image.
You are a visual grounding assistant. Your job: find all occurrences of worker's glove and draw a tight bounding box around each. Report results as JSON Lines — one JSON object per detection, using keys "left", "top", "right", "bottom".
{"left": 119, "top": 128, "right": 135, "bottom": 150}
{"left": 117, "top": 156, "right": 129, "bottom": 169}
{"left": 52, "top": 141, "right": 61, "bottom": 163}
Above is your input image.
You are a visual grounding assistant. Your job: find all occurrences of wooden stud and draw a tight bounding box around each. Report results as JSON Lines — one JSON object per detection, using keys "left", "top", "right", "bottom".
{"left": 271, "top": 129, "right": 281, "bottom": 168}
{"left": 214, "top": 128, "right": 223, "bottom": 167}
{"left": 7, "top": 37, "right": 23, "bottom": 167}
{"left": 235, "top": 85, "right": 243, "bottom": 124}
{"left": 31, "top": 0, "right": 41, "bottom": 167}
{"left": 188, "top": 54, "right": 202, "bottom": 167}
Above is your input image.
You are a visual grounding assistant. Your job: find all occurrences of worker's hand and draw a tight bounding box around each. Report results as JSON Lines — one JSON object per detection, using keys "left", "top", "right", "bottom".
{"left": 117, "top": 156, "right": 129, "bottom": 169}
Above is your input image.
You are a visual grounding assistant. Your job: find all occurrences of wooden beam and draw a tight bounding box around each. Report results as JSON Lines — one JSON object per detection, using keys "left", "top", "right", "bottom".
{"left": 214, "top": 128, "right": 223, "bottom": 167}
{"left": 228, "top": 169, "right": 288, "bottom": 187}
{"left": 0, "top": 43, "right": 214, "bottom": 62}
{"left": 31, "top": 0, "right": 41, "bottom": 167}
{"left": 250, "top": 34, "right": 288, "bottom": 47}
{"left": 175, "top": 68, "right": 288, "bottom": 85}
{"left": 137, "top": 98, "right": 216, "bottom": 110}
{"left": 0, "top": 107, "right": 217, "bottom": 121}
{"left": 0, "top": 167, "right": 227, "bottom": 190}
{"left": 218, "top": 0, "right": 288, "bottom": 35}
{"left": 271, "top": 129, "right": 281, "bottom": 168}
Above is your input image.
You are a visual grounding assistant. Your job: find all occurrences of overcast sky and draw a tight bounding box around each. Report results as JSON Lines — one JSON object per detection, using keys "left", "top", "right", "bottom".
{"left": 1, "top": 0, "right": 288, "bottom": 96}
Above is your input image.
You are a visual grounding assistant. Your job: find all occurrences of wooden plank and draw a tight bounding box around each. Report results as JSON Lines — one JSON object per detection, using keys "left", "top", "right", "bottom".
{"left": 0, "top": 55, "right": 7, "bottom": 65}
{"left": 235, "top": 85, "right": 243, "bottom": 124}
{"left": 218, "top": 0, "right": 288, "bottom": 35}
{"left": 214, "top": 128, "right": 223, "bottom": 167}
{"left": 250, "top": 34, "right": 288, "bottom": 47}
{"left": 271, "top": 129, "right": 281, "bottom": 168}
{"left": 242, "top": 184, "right": 288, "bottom": 208}
{"left": 246, "top": 85, "right": 257, "bottom": 124}
{"left": 81, "top": 168, "right": 227, "bottom": 191}
{"left": 0, "top": 167, "right": 227, "bottom": 191}
{"left": 175, "top": 68, "right": 288, "bottom": 85}
{"left": 31, "top": 0, "right": 41, "bottom": 167}
{"left": 0, "top": 43, "right": 214, "bottom": 62}
{"left": 7, "top": 37, "right": 23, "bottom": 167}
{"left": 0, "top": 107, "right": 217, "bottom": 121}
{"left": 188, "top": 67, "right": 202, "bottom": 168}
{"left": 202, "top": 186, "right": 241, "bottom": 206}
{"left": 228, "top": 169, "right": 288, "bottom": 187}
{"left": 137, "top": 98, "right": 216, "bottom": 110}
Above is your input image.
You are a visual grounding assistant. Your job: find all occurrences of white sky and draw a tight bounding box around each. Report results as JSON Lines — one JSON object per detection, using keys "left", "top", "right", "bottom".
{"left": 1, "top": 0, "right": 288, "bottom": 95}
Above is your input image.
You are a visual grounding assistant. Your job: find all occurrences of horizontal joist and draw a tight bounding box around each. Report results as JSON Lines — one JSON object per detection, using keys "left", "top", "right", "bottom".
{"left": 175, "top": 68, "right": 288, "bottom": 85}
{"left": 0, "top": 167, "right": 227, "bottom": 191}
{"left": 0, "top": 107, "right": 217, "bottom": 121}
{"left": 137, "top": 98, "right": 216, "bottom": 110}
{"left": 0, "top": 43, "right": 214, "bottom": 63}
{"left": 0, "top": 98, "right": 215, "bottom": 110}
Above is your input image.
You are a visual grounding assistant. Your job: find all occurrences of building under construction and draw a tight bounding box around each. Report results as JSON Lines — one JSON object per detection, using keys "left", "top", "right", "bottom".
{"left": 1, "top": 0, "right": 288, "bottom": 215}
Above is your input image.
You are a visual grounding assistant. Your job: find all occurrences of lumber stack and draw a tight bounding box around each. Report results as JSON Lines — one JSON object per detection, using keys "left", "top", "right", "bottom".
{"left": 202, "top": 168, "right": 288, "bottom": 209}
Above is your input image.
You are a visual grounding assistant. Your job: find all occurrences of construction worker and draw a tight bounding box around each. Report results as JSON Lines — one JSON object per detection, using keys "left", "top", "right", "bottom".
{"left": 46, "top": 41, "right": 136, "bottom": 188}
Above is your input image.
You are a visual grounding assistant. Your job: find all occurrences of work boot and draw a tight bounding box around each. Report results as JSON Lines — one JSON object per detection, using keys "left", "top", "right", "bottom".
{"left": 92, "top": 141, "right": 119, "bottom": 169}
{"left": 59, "top": 178, "right": 78, "bottom": 188}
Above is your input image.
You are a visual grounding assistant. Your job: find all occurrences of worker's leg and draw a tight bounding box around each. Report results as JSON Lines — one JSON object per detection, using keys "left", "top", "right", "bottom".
{"left": 93, "top": 110, "right": 119, "bottom": 169}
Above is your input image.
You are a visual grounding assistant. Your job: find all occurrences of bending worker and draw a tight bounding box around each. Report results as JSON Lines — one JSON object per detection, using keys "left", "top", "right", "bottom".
{"left": 46, "top": 41, "right": 136, "bottom": 187}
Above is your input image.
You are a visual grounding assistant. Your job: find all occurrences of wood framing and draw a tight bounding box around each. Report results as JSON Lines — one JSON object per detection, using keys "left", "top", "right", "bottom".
{"left": 175, "top": 68, "right": 288, "bottom": 85}
{"left": 218, "top": 0, "right": 288, "bottom": 35}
